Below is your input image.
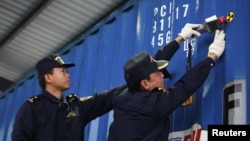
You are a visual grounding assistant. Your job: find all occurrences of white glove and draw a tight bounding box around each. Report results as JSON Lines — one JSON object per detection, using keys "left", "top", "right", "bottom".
{"left": 208, "top": 30, "right": 225, "bottom": 58}
{"left": 178, "top": 23, "right": 201, "bottom": 40}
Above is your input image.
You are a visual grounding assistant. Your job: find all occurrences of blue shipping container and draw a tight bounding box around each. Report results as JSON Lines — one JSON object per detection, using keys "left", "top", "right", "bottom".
{"left": 0, "top": 0, "right": 249, "bottom": 141}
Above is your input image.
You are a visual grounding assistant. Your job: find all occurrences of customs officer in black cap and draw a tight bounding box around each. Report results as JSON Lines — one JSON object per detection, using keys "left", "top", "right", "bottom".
{"left": 107, "top": 27, "right": 226, "bottom": 141}
{"left": 11, "top": 54, "right": 126, "bottom": 141}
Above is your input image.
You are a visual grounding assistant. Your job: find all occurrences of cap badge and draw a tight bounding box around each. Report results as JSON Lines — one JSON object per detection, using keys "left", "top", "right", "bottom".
{"left": 54, "top": 56, "right": 65, "bottom": 65}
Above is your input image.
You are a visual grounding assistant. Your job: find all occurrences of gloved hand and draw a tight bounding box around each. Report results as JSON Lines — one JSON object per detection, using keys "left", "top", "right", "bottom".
{"left": 178, "top": 23, "right": 201, "bottom": 40}
{"left": 208, "top": 30, "right": 225, "bottom": 58}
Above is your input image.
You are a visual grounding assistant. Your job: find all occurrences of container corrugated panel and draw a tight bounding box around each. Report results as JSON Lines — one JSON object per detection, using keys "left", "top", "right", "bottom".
{"left": 0, "top": 0, "right": 249, "bottom": 141}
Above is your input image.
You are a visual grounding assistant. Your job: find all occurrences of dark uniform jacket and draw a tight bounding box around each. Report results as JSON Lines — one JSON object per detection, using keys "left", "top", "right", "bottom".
{"left": 11, "top": 84, "right": 127, "bottom": 141}
{"left": 107, "top": 40, "right": 215, "bottom": 141}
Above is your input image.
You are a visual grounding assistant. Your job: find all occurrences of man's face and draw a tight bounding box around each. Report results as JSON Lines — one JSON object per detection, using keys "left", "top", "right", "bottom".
{"left": 45, "top": 66, "right": 71, "bottom": 91}
{"left": 141, "top": 70, "right": 165, "bottom": 91}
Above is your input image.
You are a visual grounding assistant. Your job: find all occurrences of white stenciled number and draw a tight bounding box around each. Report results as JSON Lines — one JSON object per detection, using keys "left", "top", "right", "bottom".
{"left": 152, "top": 3, "right": 189, "bottom": 47}
{"left": 158, "top": 33, "right": 164, "bottom": 46}
{"left": 153, "top": 21, "right": 157, "bottom": 33}
{"left": 182, "top": 4, "right": 189, "bottom": 17}
{"left": 151, "top": 36, "right": 155, "bottom": 47}
{"left": 160, "top": 19, "right": 165, "bottom": 31}
{"left": 154, "top": 7, "right": 158, "bottom": 16}
{"left": 175, "top": 4, "right": 189, "bottom": 19}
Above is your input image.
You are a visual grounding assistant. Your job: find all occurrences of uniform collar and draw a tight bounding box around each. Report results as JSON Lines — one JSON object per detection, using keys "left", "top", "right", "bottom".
{"left": 42, "top": 90, "right": 70, "bottom": 109}
{"left": 42, "top": 90, "right": 62, "bottom": 102}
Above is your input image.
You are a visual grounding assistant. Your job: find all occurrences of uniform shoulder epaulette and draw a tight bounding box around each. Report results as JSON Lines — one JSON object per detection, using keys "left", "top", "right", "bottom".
{"left": 157, "top": 87, "right": 167, "bottom": 93}
{"left": 80, "top": 96, "right": 92, "bottom": 102}
{"left": 66, "top": 94, "right": 79, "bottom": 102}
{"left": 27, "top": 95, "right": 40, "bottom": 103}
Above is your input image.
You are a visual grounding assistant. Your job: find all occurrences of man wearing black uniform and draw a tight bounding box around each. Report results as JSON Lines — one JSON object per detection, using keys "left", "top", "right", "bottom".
{"left": 11, "top": 54, "right": 126, "bottom": 141}
{"left": 107, "top": 25, "right": 225, "bottom": 141}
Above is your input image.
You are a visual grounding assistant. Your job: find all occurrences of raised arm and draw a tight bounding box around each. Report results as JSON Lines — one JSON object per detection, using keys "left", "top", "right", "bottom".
{"left": 154, "top": 23, "right": 201, "bottom": 61}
